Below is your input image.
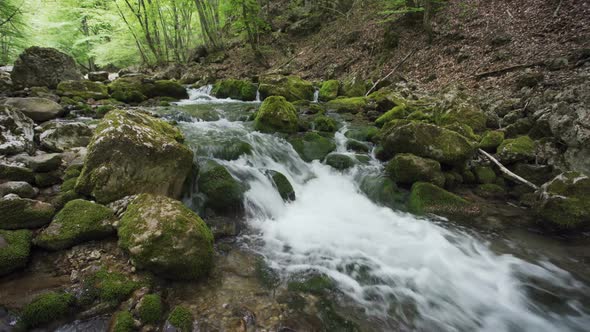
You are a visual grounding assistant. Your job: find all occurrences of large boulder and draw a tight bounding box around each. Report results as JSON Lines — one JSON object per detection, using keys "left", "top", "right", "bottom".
{"left": 254, "top": 96, "right": 299, "bottom": 134}
{"left": 211, "top": 79, "right": 257, "bottom": 101}
{"left": 56, "top": 80, "right": 109, "bottom": 100}
{"left": 0, "top": 194, "right": 55, "bottom": 230}
{"left": 325, "top": 97, "right": 368, "bottom": 113}
{"left": 386, "top": 153, "right": 445, "bottom": 187}
{"left": 197, "top": 160, "right": 245, "bottom": 216}
{"left": 118, "top": 194, "right": 214, "bottom": 280}
{"left": 109, "top": 76, "right": 188, "bottom": 104}
{"left": 380, "top": 122, "right": 475, "bottom": 166}
{"left": 534, "top": 172, "right": 590, "bottom": 229}
{"left": 11, "top": 47, "right": 82, "bottom": 89}
{"left": 258, "top": 75, "right": 314, "bottom": 102}
{"left": 0, "top": 229, "right": 33, "bottom": 276}
{"left": 2, "top": 97, "right": 63, "bottom": 123}
{"left": 0, "top": 105, "right": 35, "bottom": 155}
{"left": 289, "top": 132, "right": 336, "bottom": 162}
{"left": 39, "top": 121, "right": 93, "bottom": 152}
{"left": 75, "top": 110, "right": 193, "bottom": 204}
{"left": 408, "top": 182, "right": 480, "bottom": 219}
{"left": 547, "top": 102, "right": 590, "bottom": 174}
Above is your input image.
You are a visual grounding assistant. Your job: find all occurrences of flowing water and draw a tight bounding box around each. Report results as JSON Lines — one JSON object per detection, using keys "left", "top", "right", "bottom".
{"left": 159, "top": 88, "right": 590, "bottom": 332}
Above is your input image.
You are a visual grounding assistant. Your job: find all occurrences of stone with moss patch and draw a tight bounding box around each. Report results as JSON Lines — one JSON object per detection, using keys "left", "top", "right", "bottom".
{"left": 325, "top": 154, "right": 356, "bottom": 171}
{"left": 367, "top": 88, "right": 407, "bottom": 112}
{"left": 259, "top": 75, "right": 314, "bottom": 101}
{"left": 288, "top": 274, "right": 334, "bottom": 295}
{"left": 386, "top": 153, "right": 445, "bottom": 187}
{"left": 138, "top": 294, "right": 163, "bottom": 325}
{"left": 473, "top": 166, "right": 496, "bottom": 184}
{"left": 359, "top": 175, "right": 407, "bottom": 210}
{"left": 211, "top": 79, "right": 257, "bottom": 101}
{"left": 345, "top": 126, "right": 378, "bottom": 142}
{"left": 75, "top": 109, "right": 193, "bottom": 204}
{"left": 57, "top": 80, "right": 109, "bottom": 100}
{"left": 118, "top": 194, "right": 214, "bottom": 280}
{"left": 18, "top": 292, "right": 75, "bottom": 330}
{"left": 267, "top": 170, "right": 295, "bottom": 202}
{"left": 198, "top": 161, "right": 245, "bottom": 215}
{"left": 435, "top": 88, "right": 487, "bottom": 132}
{"left": 340, "top": 78, "right": 368, "bottom": 97}
{"left": 112, "top": 311, "right": 135, "bottom": 332}
{"left": 254, "top": 96, "right": 298, "bottom": 134}
{"left": 289, "top": 132, "right": 336, "bottom": 162}
{"left": 0, "top": 229, "right": 32, "bottom": 276}
{"left": 313, "top": 115, "right": 337, "bottom": 132}
{"left": 375, "top": 105, "right": 412, "bottom": 127}
{"left": 346, "top": 140, "right": 370, "bottom": 153}
{"left": 479, "top": 131, "right": 504, "bottom": 152}
{"left": 496, "top": 135, "right": 535, "bottom": 163}
{"left": 319, "top": 80, "right": 340, "bottom": 101}
{"left": 534, "top": 172, "right": 590, "bottom": 229}
{"left": 82, "top": 268, "right": 140, "bottom": 305}
{"left": 325, "top": 97, "right": 367, "bottom": 113}
{"left": 109, "top": 76, "right": 188, "bottom": 104}
{"left": 0, "top": 163, "right": 34, "bottom": 183}
{"left": 167, "top": 306, "right": 193, "bottom": 332}
{"left": 0, "top": 195, "right": 55, "bottom": 230}
{"left": 408, "top": 182, "right": 480, "bottom": 219}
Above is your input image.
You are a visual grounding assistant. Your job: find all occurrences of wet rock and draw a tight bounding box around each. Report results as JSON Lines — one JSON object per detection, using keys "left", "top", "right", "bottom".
{"left": 325, "top": 153, "right": 356, "bottom": 171}
{"left": 408, "top": 182, "right": 480, "bottom": 219}
{"left": 11, "top": 46, "right": 83, "bottom": 89}
{"left": 318, "top": 80, "right": 340, "bottom": 101}
{"left": 312, "top": 115, "right": 337, "bottom": 132}
{"left": 289, "top": 132, "right": 336, "bottom": 162}
{"left": 0, "top": 229, "right": 32, "bottom": 276}
{"left": 39, "top": 121, "right": 93, "bottom": 152}
{"left": 258, "top": 75, "right": 314, "bottom": 102}
{"left": 211, "top": 79, "right": 257, "bottom": 101}
{"left": 0, "top": 181, "right": 37, "bottom": 198}
{"left": 35, "top": 199, "right": 115, "bottom": 250}
{"left": 109, "top": 76, "right": 188, "bottom": 104}
{"left": 197, "top": 160, "right": 245, "bottom": 216}
{"left": 0, "top": 105, "right": 35, "bottom": 155}
{"left": 88, "top": 71, "right": 109, "bottom": 82}
{"left": 359, "top": 175, "right": 407, "bottom": 210}
{"left": 496, "top": 135, "right": 535, "bottom": 163}
{"left": 346, "top": 139, "right": 370, "bottom": 153}
{"left": 57, "top": 80, "right": 109, "bottom": 100}
{"left": 386, "top": 153, "right": 445, "bottom": 187}
{"left": 0, "top": 194, "right": 55, "bottom": 230}
{"left": 75, "top": 110, "right": 193, "bottom": 204}
{"left": 254, "top": 96, "right": 299, "bottom": 134}
{"left": 2, "top": 97, "right": 64, "bottom": 123}
{"left": 267, "top": 170, "right": 296, "bottom": 202}
{"left": 118, "top": 194, "right": 214, "bottom": 280}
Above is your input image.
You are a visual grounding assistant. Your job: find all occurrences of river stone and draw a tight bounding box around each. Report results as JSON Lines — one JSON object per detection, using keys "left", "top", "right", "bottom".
{"left": 56, "top": 80, "right": 109, "bottom": 100}
{"left": 0, "top": 163, "right": 34, "bottom": 183}
{"left": 408, "top": 182, "right": 480, "bottom": 219}
{"left": 0, "top": 229, "right": 33, "bottom": 276}
{"left": 15, "top": 153, "right": 62, "bottom": 172}
{"left": 0, "top": 194, "right": 55, "bottom": 230}
{"left": 496, "top": 136, "right": 535, "bottom": 163}
{"left": 11, "top": 46, "right": 83, "bottom": 89}
{"left": 109, "top": 76, "right": 188, "bottom": 104}
{"left": 75, "top": 109, "right": 193, "bottom": 204}
{"left": 2, "top": 97, "right": 64, "bottom": 123}
{"left": 258, "top": 75, "right": 314, "bottom": 102}
{"left": 0, "top": 182, "right": 37, "bottom": 198}
{"left": 35, "top": 199, "right": 114, "bottom": 250}
{"left": 325, "top": 153, "right": 356, "bottom": 171}
{"left": 254, "top": 96, "right": 299, "bottom": 134}
{"left": 289, "top": 132, "right": 336, "bottom": 162}
{"left": 0, "top": 105, "right": 35, "bottom": 155}
{"left": 319, "top": 80, "right": 340, "bottom": 101}
{"left": 211, "top": 79, "right": 257, "bottom": 101}
{"left": 197, "top": 160, "right": 245, "bottom": 216}
{"left": 436, "top": 87, "right": 487, "bottom": 132}
{"left": 118, "top": 194, "right": 214, "bottom": 280}
{"left": 534, "top": 172, "right": 590, "bottom": 229}
{"left": 386, "top": 153, "right": 445, "bottom": 187}
{"left": 267, "top": 170, "right": 295, "bottom": 202}
{"left": 39, "top": 121, "right": 93, "bottom": 152}
{"left": 88, "top": 71, "right": 109, "bottom": 82}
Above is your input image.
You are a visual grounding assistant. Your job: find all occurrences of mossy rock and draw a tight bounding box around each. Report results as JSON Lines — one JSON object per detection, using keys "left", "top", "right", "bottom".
{"left": 444, "top": 171, "right": 464, "bottom": 190}
{"left": 18, "top": 292, "right": 76, "bottom": 330}
{"left": 386, "top": 153, "right": 445, "bottom": 187}
{"left": 198, "top": 161, "right": 245, "bottom": 215}
{"left": 118, "top": 194, "right": 214, "bottom": 280}
{"left": 473, "top": 166, "right": 497, "bottom": 184}
{"left": 325, "top": 153, "right": 356, "bottom": 171}
{"left": 196, "top": 138, "right": 253, "bottom": 161}
{"left": 63, "top": 164, "right": 82, "bottom": 180}
{"left": 60, "top": 177, "right": 77, "bottom": 192}
{"left": 367, "top": 88, "right": 407, "bottom": 112}
{"left": 346, "top": 140, "right": 370, "bottom": 153}
{"left": 345, "top": 126, "right": 379, "bottom": 142}
{"left": 375, "top": 105, "right": 412, "bottom": 127}
{"left": 340, "top": 78, "right": 368, "bottom": 97}
{"left": 319, "top": 80, "right": 340, "bottom": 101}
{"left": 0, "top": 195, "right": 55, "bottom": 230}
{"left": 408, "top": 182, "right": 480, "bottom": 219}
{"left": 289, "top": 132, "right": 336, "bottom": 162}
{"left": 496, "top": 135, "right": 535, "bottom": 163}
{"left": 444, "top": 123, "right": 480, "bottom": 142}
{"left": 380, "top": 122, "right": 475, "bottom": 166}
{"left": 75, "top": 109, "right": 193, "bottom": 204}
{"left": 82, "top": 268, "right": 140, "bottom": 305}
{"left": 534, "top": 172, "right": 590, "bottom": 229}
{"left": 325, "top": 97, "right": 367, "bottom": 113}
{"left": 0, "top": 229, "right": 32, "bottom": 276}
{"left": 35, "top": 171, "right": 62, "bottom": 188}
{"left": 148, "top": 80, "right": 189, "bottom": 100}
{"left": 138, "top": 294, "right": 163, "bottom": 325}
{"left": 267, "top": 170, "right": 295, "bottom": 202}
{"left": 211, "top": 79, "right": 257, "bottom": 101}
{"left": 288, "top": 274, "right": 334, "bottom": 295}
{"left": 34, "top": 199, "right": 114, "bottom": 250}
{"left": 112, "top": 311, "right": 135, "bottom": 332}
{"left": 435, "top": 90, "right": 487, "bottom": 132}
{"left": 479, "top": 131, "right": 504, "bottom": 152}
{"left": 313, "top": 115, "right": 337, "bottom": 132}
{"left": 56, "top": 80, "right": 109, "bottom": 100}
{"left": 0, "top": 163, "right": 34, "bottom": 183}
{"left": 359, "top": 175, "right": 407, "bottom": 210}
{"left": 51, "top": 190, "right": 82, "bottom": 211}
{"left": 258, "top": 75, "right": 314, "bottom": 101}
{"left": 109, "top": 76, "right": 187, "bottom": 104}
{"left": 167, "top": 306, "right": 193, "bottom": 332}
{"left": 254, "top": 96, "right": 299, "bottom": 134}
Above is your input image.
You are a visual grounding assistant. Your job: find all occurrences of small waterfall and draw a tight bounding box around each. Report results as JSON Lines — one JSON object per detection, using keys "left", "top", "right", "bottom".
{"left": 255, "top": 88, "right": 261, "bottom": 102}
{"left": 313, "top": 89, "right": 320, "bottom": 103}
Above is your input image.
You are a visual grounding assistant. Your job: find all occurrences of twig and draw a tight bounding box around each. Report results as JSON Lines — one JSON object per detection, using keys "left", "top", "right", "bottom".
{"left": 506, "top": 9, "right": 514, "bottom": 19}
{"left": 365, "top": 49, "right": 416, "bottom": 96}
{"left": 478, "top": 149, "right": 539, "bottom": 190}
{"left": 474, "top": 61, "right": 544, "bottom": 79}
{"left": 553, "top": 0, "right": 564, "bottom": 17}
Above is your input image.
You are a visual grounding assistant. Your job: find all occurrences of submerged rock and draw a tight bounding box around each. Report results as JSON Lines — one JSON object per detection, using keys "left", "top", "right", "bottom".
{"left": 0, "top": 229, "right": 32, "bottom": 276}
{"left": 254, "top": 96, "right": 299, "bottom": 134}
{"left": 408, "top": 182, "right": 480, "bottom": 219}
{"left": 56, "top": 80, "right": 109, "bottom": 100}
{"left": 534, "top": 172, "right": 590, "bottom": 229}
{"left": 197, "top": 160, "right": 245, "bottom": 216}
{"left": 39, "top": 121, "right": 93, "bottom": 152}
{"left": 2, "top": 97, "right": 64, "bottom": 123}
{"left": 11, "top": 46, "right": 83, "bottom": 89}
{"left": 258, "top": 75, "right": 314, "bottom": 102}
{"left": 386, "top": 153, "right": 445, "bottom": 187}
{"left": 118, "top": 194, "right": 214, "bottom": 280}
{"left": 325, "top": 153, "right": 356, "bottom": 171}
{"left": 0, "top": 105, "right": 35, "bottom": 155}
{"left": 267, "top": 170, "right": 296, "bottom": 202}
{"left": 289, "top": 132, "right": 336, "bottom": 162}
{"left": 0, "top": 195, "right": 55, "bottom": 230}
{"left": 75, "top": 109, "right": 193, "bottom": 204}
{"left": 211, "top": 79, "right": 257, "bottom": 101}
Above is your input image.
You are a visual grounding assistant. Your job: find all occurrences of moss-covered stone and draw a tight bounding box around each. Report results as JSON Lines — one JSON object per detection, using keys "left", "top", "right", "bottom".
{"left": 0, "top": 229, "right": 32, "bottom": 276}
{"left": 198, "top": 161, "right": 245, "bottom": 215}
{"left": 75, "top": 110, "right": 193, "bottom": 204}
{"left": 444, "top": 171, "right": 464, "bottom": 190}
{"left": 473, "top": 166, "right": 496, "bottom": 184}
{"left": 109, "top": 76, "right": 187, "bottom": 104}
{"left": 435, "top": 88, "right": 487, "bottom": 132}
{"left": 112, "top": 311, "right": 135, "bottom": 332}
{"left": 325, "top": 97, "right": 367, "bottom": 113}
{"left": 374, "top": 105, "right": 412, "bottom": 127}
{"left": 408, "top": 182, "right": 480, "bottom": 219}
{"left": 0, "top": 181, "right": 36, "bottom": 198}
{"left": 35, "top": 171, "right": 62, "bottom": 188}
{"left": 288, "top": 274, "right": 334, "bottom": 295}
{"left": 0, "top": 163, "right": 34, "bottom": 183}
{"left": 35, "top": 199, "right": 114, "bottom": 250}
{"left": 346, "top": 140, "right": 370, "bottom": 153}
{"left": 359, "top": 175, "right": 407, "bottom": 210}
{"left": 444, "top": 123, "right": 480, "bottom": 142}
{"left": 63, "top": 165, "right": 82, "bottom": 180}
{"left": 211, "top": 79, "right": 257, "bottom": 101}
{"left": 138, "top": 294, "right": 163, "bottom": 325}
{"left": 0, "top": 195, "right": 55, "bottom": 230}
{"left": 380, "top": 122, "right": 475, "bottom": 166}
{"left": 149, "top": 80, "right": 189, "bottom": 100}
{"left": 313, "top": 115, "right": 337, "bottom": 132}
{"left": 57, "top": 80, "right": 109, "bottom": 100}
{"left": 325, "top": 153, "right": 356, "bottom": 171}
{"left": 345, "top": 126, "right": 379, "bottom": 142}
{"left": 479, "top": 131, "right": 505, "bottom": 152}
{"left": 497, "top": 135, "right": 535, "bottom": 163}
{"left": 258, "top": 75, "right": 314, "bottom": 101}
{"left": 267, "top": 170, "right": 295, "bottom": 202}
{"left": 167, "top": 306, "right": 193, "bottom": 332}
{"left": 18, "top": 292, "right": 75, "bottom": 329}
{"left": 534, "top": 172, "right": 590, "bottom": 229}
{"left": 340, "top": 78, "right": 368, "bottom": 97}
{"left": 386, "top": 154, "right": 445, "bottom": 187}
{"left": 254, "top": 96, "right": 299, "bottom": 134}
{"left": 289, "top": 132, "right": 336, "bottom": 162}
{"left": 51, "top": 190, "right": 82, "bottom": 210}
{"left": 118, "top": 194, "right": 214, "bottom": 280}
{"left": 82, "top": 268, "right": 140, "bottom": 304}
{"left": 319, "top": 80, "right": 340, "bottom": 101}
{"left": 367, "top": 88, "right": 407, "bottom": 112}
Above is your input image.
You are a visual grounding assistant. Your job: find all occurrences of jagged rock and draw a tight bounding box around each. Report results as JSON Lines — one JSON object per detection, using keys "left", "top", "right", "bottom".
{"left": 88, "top": 71, "right": 109, "bottom": 82}
{"left": 39, "top": 121, "right": 92, "bottom": 152}
{"left": 0, "top": 105, "right": 35, "bottom": 155}
{"left": 2, "top": 97, "right": 64, "bottom": 123}
{"left": 534, "top": 172, "right": 590, "bottom": 229}
{"left": 11, "top": 47, "right": 83, "bottom": 89}
{"left": 0, "top": 182, "right": 37, "bottom": 198}
{"left": 56, "top": 80, "right": 109, "bottom": 100}
{"left": 0, "top": 194, "right": 55, "bottom": 230}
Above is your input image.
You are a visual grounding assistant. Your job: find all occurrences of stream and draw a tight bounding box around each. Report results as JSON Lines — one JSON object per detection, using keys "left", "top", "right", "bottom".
{"left": 156, "top": 87, "right": 590, "bottom": 332}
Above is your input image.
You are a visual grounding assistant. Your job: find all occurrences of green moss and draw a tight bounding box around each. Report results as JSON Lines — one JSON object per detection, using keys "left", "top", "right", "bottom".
{"left": 168, "top": 306, "right": 193, "bottom": 332}
{"left": 325, "top": 154, "right": 355, "bottom": 171}
{"left": 473, "top": 166, "right": 496, "bottom": 184}
{"left": 63, "top": 165, "right": 82, "bottom": 180}
{"left": 462, "top": 169, "right": 476, "bottom": 184}
{"left": 479, "top": 131, "right": 505, "bottom": 152}
{"left": 18, "top": 292, "right": 75, "bottom": 329}
{"left": 35, "top": 199, "right": 114, "bottom": 250}
{"left": 0, "top": 164, "right": 34, "bottom": 183}
{"left": 57, "top": 80, "right": 109, "bottom": 100}
{"left": 534, "top": 172, "right": 590, "bottom": 229}
{"left": 149, "top": 80, "right": 188, "bottom": 100}
{"left": 444, "top": 123, "right": 480, "bottom": 142}
{"left": 0, "top": 229, "right": 32, "bottom": 276}
{"left": 108, "top": 77, "right": 147, "bottom": 104}
{"left": 60, "top": 177, "right": 77, "bottom": 192}
{"left": 386, "top": 154, "right": 445, "bottom": 187}
{"left": 254, "top": 257, "right": 280, "bottom": 290}
{"left": 289, "top": 132, "right": 336, "bottom": 162}
{"left": 375, "top": 105, "right": 412, "bottom": 127}
{"left": 113, "top": 311, "right": 135, "bottom": 332}
{"left": 81, "top": 268, "right": 140, "bottom": 305}
{"left": 325, "top": 97, "right": 367, "bottom": 113}
{"left": 254, "top": 96, "right": 299, "bottom": 134}
{"left": 436, "top": 100, "right": 487, "bottom": 132}
{"left": 198, "top": 161, "right": 245, "bottom": 215}
{"left": 497, "top": 135, "right": 535, "bottom": 163}
{"left": 408, "top": 182, "right": 479, "bottom": 219}
{"left": 340, "top": 78, "right": 367, "bottom": 97}
{"left": 288, "top": 274, "right": 334, "bottom": 295}
{"left": 0, "top": 196, "right": 55, "bottom": 230}
{"left": 269, "top": 170, "right": 295, "bottom": 201}
{"left": 367, "top": 88, "right": 407, "bottom": 112}
{"left": 51, "top": 190, "right": 82, "bottom": 210}
{"left": 346, "top": 140, "right": 370, "bottom": 153}
{"left": 211, "top": 79, "right": 257, "bottom": 101}
{"left": 319, "top": 80, "right": 340, "bottom": 101}
{"left": 313, "top": 115, "right": 337, "bottom": 132}
{"left": 359, "top": 175, "right": 407, "bottom": 210}
{"left": 258, "top": 75, "right": 314, "bottom": 101}
{"left": 35, "top": 171, "right": 62, "bottom": 187}
{"left": 345, "top": 126, "right": 379, "bottom": 142}
{"left": 138, "top": 294, "right": 163, "bottom": 324}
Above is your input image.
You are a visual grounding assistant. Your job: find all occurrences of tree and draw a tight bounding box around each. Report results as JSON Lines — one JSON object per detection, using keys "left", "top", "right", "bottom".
{"left": 0, "top": 0, "right": 27, "bottom": 64}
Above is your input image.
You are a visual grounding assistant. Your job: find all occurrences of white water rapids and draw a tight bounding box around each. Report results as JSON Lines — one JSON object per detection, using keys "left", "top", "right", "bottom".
{"left": 170, "top": 89, "right": 590, "bottom": 332}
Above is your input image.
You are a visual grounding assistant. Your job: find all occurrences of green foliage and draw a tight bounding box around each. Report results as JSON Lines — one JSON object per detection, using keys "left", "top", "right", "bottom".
{"left": 82, "top": 268, "right": 140, "bottom": 304}
{"left": 0, "top": 0, "right": 28, "bottom": 63}
{"left": 113, "top": 311, "right": 135, "bottom": 332}
{"left": 168, "top": 306, "right": 194, "bottom": 332}
{"left": 18, "top": 292, "right": 76, "bottom": 329}
{"left": 138, "top": 294, "right": 163, "bottom": 324}
{"left": 0, "top": 229, "right": 32, "bottom": 276}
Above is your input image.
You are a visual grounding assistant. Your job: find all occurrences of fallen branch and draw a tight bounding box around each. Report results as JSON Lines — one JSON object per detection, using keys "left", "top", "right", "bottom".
{"left": 365, "top": 49, "right": 416, "bottom": 96}
{"left": 553, "top": 0, "right": 564, "bottom": 17}
{"left": 474, "top": 61, "right": 544, "bottom": 79}
{"left": 478, "top": 149, "right": 539, "bottom": 190}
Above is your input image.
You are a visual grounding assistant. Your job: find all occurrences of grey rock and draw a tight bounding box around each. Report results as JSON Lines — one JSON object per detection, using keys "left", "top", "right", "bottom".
{"left": 2, "top": 97, "right": 64, "bottom": 123}
{"left": 15, "top": 153, "right": 62, "bottom": 172}
{"left": 39, "top": 121, "right": 92, "bottom": 152}
{"left": 87, "top": 71, "right": 109, "bottom": 82}
{"left": 11, "top": 46, "right": 83, "bottom": 89}
{"left": 0, "top": 181, "right": 38, "bottom": 198}
{"left": 0, "top": 105, "right": 35, "bottom": 155}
